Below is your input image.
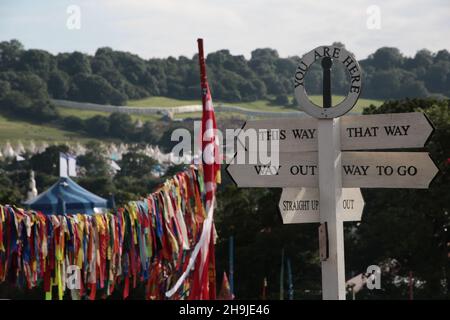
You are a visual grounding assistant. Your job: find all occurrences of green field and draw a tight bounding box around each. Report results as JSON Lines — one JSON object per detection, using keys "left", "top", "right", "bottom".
{"left": 172, "top": 111, "right": 247, "bottom": 120}
{"left": 128, "top": 96, "right": 199, "bottom": 108}
{"left": 309, "top": 95, "right": 382, "bottom": 113}
{"left": 1, "top": 95, "right": 382, "bottom": 143}
{"left": 129, "top": 95, "right": 383, "bottom": 113}
{"left": 56, "top": 107, "right": 110, "bottom": 119}
{"left": 0, "top": 115, "right": 98, "bottom": 143}
{"left": 55, "top": 106, "right": 161, "bottom": 122}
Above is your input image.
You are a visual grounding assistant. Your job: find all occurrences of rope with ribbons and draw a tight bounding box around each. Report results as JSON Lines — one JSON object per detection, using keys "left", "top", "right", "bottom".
{"left": 0, "top": 166, "right": 211, "bottom": 300}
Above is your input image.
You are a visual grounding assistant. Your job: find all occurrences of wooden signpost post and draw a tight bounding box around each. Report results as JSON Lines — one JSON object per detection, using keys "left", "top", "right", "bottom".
{"left": 226, "top": 44, "right": 439, "bottom": 300}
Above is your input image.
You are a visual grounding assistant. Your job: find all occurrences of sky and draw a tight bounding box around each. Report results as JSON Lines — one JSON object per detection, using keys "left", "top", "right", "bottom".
{"left": 0, "top": 0, "right": 449, "bottom": 60}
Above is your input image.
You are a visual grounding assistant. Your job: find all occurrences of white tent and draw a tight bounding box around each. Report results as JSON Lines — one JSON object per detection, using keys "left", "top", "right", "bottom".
{"left": 2, "top": 141, "right": 15, "bottom": 158}
{"left": 27, "top": 140, "right": 37, "bottom": 154}
{"left": 15, "top": 141, "right": 25, "bottom": 155}
{"left": 118, "top": 143, "right": 127, "bottom": 154}
{"left": 75, "top": 143, "right": 86, "bottom": 155}
{"left": 36, "top": 141, "right": 49, "bottom": 153}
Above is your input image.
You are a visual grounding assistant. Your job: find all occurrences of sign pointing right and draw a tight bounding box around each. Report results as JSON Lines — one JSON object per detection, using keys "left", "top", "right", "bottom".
{"left": 340, "top": 112, "right": 434, "bottom": 150}
{"left": 239, "top": 112, "right": 434, "bottom": 153}
{"left": 227, "top": 151, "right": 439, "bottom": 189}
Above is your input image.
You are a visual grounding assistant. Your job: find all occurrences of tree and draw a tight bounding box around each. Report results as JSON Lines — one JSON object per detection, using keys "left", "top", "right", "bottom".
{"left": 77, "top": 176, "right": 116, "bottom": 200}
{"left": 0, "top": 80, "right": 10, "bottom": 99}
{"left": 13, "top": 72, "right": 48, "bottom": 100}
{"left": 63, "top": 116, "right": 85, "bottom": 131}
{"left": 57, "top": 51, "right": 91, "bottom": 75}
{"left": 355, "top": 99, "right": 450, "bottom": 298}
{"left": 0, "top": 91, "right": 32, "bottom": 114}
{"left": 47, "top": 70, "right": 69, "bottom": 99}
{"left": 215, "top": 186, "right": 321, "bottom": 299}
{"left": 85, "top": 115, "right": 110, "bottom": 137}
{"left": 398, "top": 78, "right": 429, "bottom": 98}
{"left": 18, "top": 49, "right": 56, "bottom": 80}
{"left": 435, "top": 49, "right": 450, "bottom": 63}
{"left": 2, "top": 40, "right": 450, "bottom": 130}
{"left": 412, "top": 49, "right": 434, "bottom": 69}
{"left": 29, "top": 99, "right": 59, "bottom": 121}
{"left": 118, "top": 152, "right": 157, "bottom": 178}
{"left": 424, "top": 61, "right": 450, "bottom": 93}
{"left": 0, "top": 39, "right": 24, "bottom": 69}
{"left": 0, "top": 173, "right": 23, "bottom": 205}
{"left": 369, "top": 47, "right": 404, "bottom": 70}
{"left": 274, "top": 94, "right": 289, "bottom": 106}
{"left": 30, "top": 145, "right": 70, "bottom": 176}
{"left": 365, "top": 69, "right": 427, "bottom": 99}
{"left": 108, "top": 112, "right": 134, "bottom": 139}
{"left": 68, "top": 73, "right": 126, "bottom": 105}
{"left": 77, "top": 142, "right": 110, "bottom": 176}
{"left": 138, "top": 121, "right": 158, "bottom": 144}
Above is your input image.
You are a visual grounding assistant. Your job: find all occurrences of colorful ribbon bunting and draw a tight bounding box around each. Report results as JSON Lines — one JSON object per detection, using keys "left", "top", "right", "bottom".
{"left": 0, "top": 166, "right": 210, "bottom": 300}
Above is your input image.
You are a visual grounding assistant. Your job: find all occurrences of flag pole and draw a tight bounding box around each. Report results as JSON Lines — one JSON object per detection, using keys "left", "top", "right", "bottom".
{"left": 262, "top": 277, "right": 268, "bottom": 300}
{"left": 280, "top": 248, "right": 285, "bottom": 300}
{"left": 197, "top": 38, "right": 217, "bottom": 300}
{"left": 229, "top": 235, "right": 235, "bottom": 297}
{"left": 409, "top": 271, "right": 414, "bottom": 300}
{"left": 197, "top": 38, "right": 207, "bottom": 92}
{"left": 287, "top": 257, "right": 294, "bottom": 300}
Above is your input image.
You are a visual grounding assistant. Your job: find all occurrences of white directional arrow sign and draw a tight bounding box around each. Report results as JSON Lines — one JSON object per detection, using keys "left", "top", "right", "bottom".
{"left": 279, "top": 188, "right": 365, "bottom": 224}
{"left": 340, "top": 112, "right": 434, "bottom": 150}
{"left": 238, "top": 112, "right": 434, "bottom": 152}
{"left": 239, "top": 117, "right": 318, "bottom": 152}
{"left": 227, "top": 151, "right": 438, "bottom": 189}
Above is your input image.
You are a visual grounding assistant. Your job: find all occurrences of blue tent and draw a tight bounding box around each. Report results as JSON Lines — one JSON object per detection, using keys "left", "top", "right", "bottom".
{"left": 24, "top": 177, "right": 108, "bottom": 215}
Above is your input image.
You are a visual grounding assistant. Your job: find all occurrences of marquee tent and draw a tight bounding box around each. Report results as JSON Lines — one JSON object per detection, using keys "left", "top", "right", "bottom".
{"left": 24, "top": 177, "right": 108, "bottom": 215}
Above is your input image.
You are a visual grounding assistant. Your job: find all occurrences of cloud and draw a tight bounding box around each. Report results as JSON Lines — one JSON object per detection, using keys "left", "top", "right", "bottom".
{"left": 0, "top": 0, "right": 449, "bottom": 59}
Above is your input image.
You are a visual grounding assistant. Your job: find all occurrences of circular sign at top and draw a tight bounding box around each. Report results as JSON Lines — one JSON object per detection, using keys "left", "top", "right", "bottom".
{"left": 294, "top": 45, "right": 362, "bottom": 119}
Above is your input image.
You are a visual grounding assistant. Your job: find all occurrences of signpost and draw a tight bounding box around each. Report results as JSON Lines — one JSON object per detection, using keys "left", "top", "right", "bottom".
{"left": 226, "top": 44, "right": 439, "bottom": 300}
{"left": 227, "top": 151, "right": 438, "bottom": 188}
{"left": 239, "top": 112, "right": 434, "bottom": 153}
{"left": 279, "top": 188, "right": 364, "bottom": 224}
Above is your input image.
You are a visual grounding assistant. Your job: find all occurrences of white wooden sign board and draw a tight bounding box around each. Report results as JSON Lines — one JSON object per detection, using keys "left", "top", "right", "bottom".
{"left": 227, "top": 43, "right": 439, "bottom": 301}
{"left": 279, "top": 188, "right": 364, "bottom": 224}
{"left": 238, "top": 112, "right": 434, "bottom": 153}
{"left": 227, "top": 151, "right": 438, "bottom": 189}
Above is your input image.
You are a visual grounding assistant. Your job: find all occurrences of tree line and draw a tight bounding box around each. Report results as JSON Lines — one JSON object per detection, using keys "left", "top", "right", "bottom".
{"left": 1, "top": 39, "right": 450, "bottom": 110}
{"left": 1, "top": 39, "right": 450, "bottom": 151}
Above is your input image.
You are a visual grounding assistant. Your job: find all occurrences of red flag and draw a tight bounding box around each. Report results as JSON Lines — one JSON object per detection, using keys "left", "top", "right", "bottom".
{"left": 195, "top": 38, "right": 220, "bottom": 300}
{"left": 218, "top": 272, "right": 234, "bottom": 300}
{"left": 198, "top": 39, "right": 221, "bottom": 201}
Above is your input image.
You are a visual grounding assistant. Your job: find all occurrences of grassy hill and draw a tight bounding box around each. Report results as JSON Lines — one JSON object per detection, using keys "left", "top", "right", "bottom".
{"left": 1, "top": 95, "right": 383, "bottom": 143}
{"left": 128, "top": 95, "right": 382, "bottom": 113}
{"left": 55, "top": 107, "right": 161, "bottom": 122}
{"left": 0, "top": 115, "right": 97, "bottom": 143}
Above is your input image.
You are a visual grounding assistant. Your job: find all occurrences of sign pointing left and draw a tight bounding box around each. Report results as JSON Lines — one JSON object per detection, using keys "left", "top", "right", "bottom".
{"left": 227, "top": 151, "right": 438, "bottom": 189}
